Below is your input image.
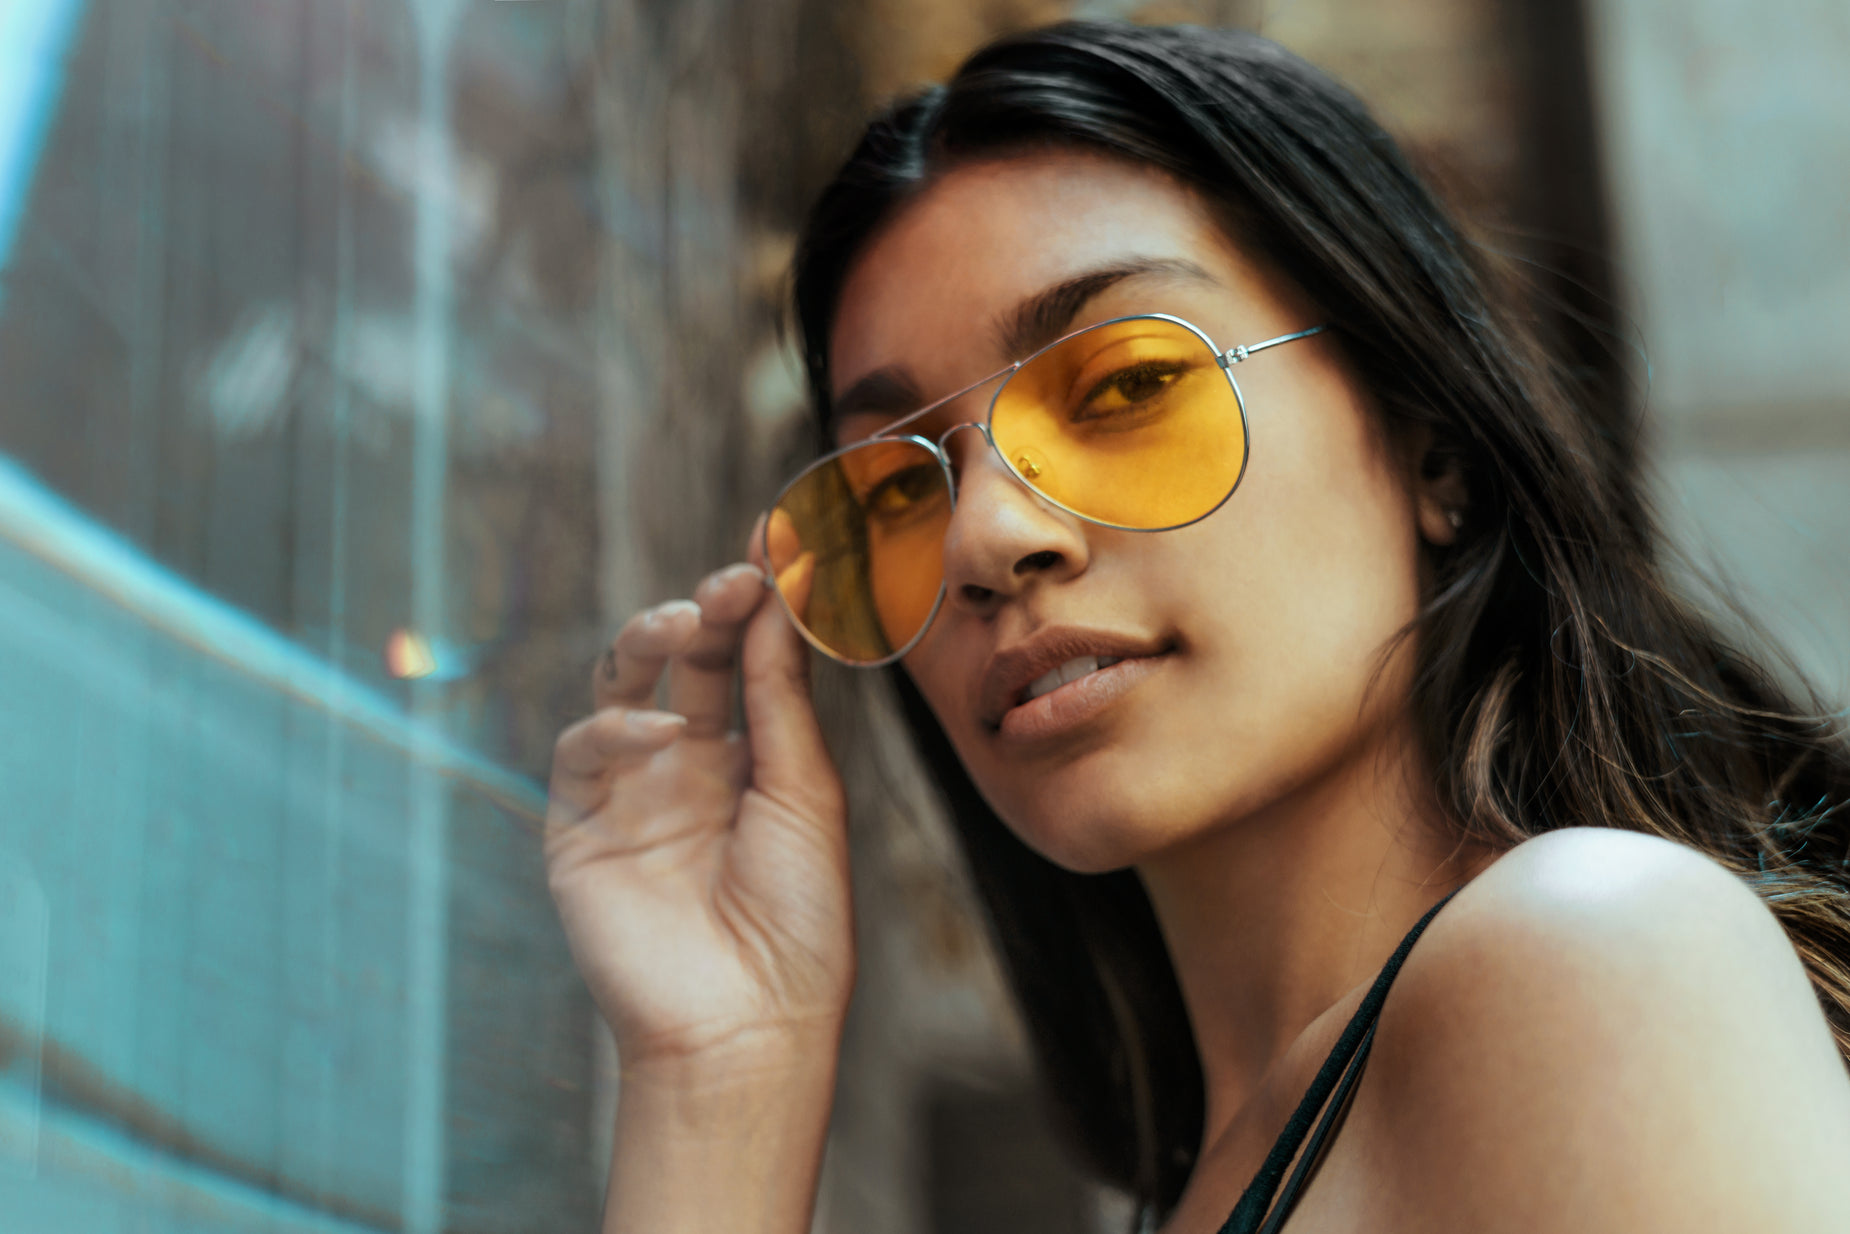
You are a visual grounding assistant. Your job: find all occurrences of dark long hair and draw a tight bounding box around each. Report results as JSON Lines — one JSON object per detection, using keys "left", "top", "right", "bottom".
{"left": 790, "top": 21, "right": 1850, "bottom": 1219}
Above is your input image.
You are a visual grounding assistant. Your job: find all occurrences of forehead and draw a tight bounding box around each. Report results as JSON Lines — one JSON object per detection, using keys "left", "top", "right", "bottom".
{"left": 828, "top": 151, "right": 1282, "bottom": 406}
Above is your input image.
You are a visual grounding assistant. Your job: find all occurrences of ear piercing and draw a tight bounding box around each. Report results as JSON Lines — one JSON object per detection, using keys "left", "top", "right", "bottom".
{"left": 1446, "top": 509, "right": 1464, "bottom": 531}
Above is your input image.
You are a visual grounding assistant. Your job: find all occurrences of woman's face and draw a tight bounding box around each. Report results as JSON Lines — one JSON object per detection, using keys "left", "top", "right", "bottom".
{"left": 829, "top": 151, "right": 1440, "bottom": 873}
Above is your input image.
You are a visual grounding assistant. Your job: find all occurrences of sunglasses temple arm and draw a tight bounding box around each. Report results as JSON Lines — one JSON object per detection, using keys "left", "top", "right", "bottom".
{"left": 1221, "top": 323, "right": 1328, "bottom": 365}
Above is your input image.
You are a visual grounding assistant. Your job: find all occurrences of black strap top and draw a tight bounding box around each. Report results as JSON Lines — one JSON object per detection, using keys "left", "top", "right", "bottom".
{"left": 1217, "top": 889, "right": 1461, "bottom": 1234}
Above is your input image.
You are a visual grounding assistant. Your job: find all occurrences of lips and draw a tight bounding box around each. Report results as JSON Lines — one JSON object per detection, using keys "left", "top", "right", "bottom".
{"left": 979, "top": 626, "right": 1173, "bottom": 732}
{"left": 1022, "top": 654, "right": 1124, "bottom": 703}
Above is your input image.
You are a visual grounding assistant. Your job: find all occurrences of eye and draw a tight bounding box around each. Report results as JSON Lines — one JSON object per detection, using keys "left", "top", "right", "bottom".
{"left": 1071, "top": 359, "right": 1190, "bottom": 423}
{"left": 863, "top": 463, "right": 945, "bottom": 520}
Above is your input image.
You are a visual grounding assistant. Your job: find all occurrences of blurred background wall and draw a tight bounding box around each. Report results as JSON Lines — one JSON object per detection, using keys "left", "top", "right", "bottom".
{"left": 0, "top": 1, "right": 1843, "bottom": 1231}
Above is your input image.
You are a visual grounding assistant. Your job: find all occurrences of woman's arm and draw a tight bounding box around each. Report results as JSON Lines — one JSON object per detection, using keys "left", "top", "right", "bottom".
{"left": 546, "top": 544, "right": 854, "bottom": 1234}
{"left": 1362, "top": 828, "right": 1850, "bottom": 1232}
{"left": 602, "top": 1030, "right": 842, "bottom": 1234}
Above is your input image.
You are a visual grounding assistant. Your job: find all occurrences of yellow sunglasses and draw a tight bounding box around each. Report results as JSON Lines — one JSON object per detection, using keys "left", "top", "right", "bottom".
{"left": 763, "top": 313, "right": 1327, "bottom": 666}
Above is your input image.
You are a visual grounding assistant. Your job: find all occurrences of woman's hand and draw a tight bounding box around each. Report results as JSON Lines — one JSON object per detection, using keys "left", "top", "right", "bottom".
{"left": 545, "top": 539, "right": 853, "bottom": 1076}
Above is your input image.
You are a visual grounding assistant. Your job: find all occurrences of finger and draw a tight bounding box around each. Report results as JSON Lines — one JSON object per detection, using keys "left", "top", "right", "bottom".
{"left": 775, "top": 551, "right": 815, "bottom": 627}
{"left": 738, "top": 569, "right": 840, "bottom": 820}
{"left": 746, "top": 505, "right": 811, "bottom": 612}
{"left": 547, "top": 707, "right": 687, "bottom": 831}
{"left": 748, "top": 510, "right": 810, "bottom": 621}
{"left": 594, "top": 600, "right": 703, "bottom": 710}
{"left": 662, "top": 563, "right": 766, "bottom": 736}
{"left": 765, "top": 507, "right": 802, "bottom": 572}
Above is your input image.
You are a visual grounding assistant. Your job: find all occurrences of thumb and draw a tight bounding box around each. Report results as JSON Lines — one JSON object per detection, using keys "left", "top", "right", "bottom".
{"left": 743, "top": 520, "right": 840, "bottom": 816}
{"left": 739, "top": 586, "right": 839, "bottom": 814}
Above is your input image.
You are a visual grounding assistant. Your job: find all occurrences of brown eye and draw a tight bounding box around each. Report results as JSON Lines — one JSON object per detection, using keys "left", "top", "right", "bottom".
{"left": 1072, "top": 360, "right": 1188, "bottom": 423}
{"left": 864, "top": 464, "right": 944, "bottom": 521}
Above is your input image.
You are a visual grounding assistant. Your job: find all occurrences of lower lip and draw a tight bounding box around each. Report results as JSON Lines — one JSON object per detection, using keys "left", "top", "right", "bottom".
{"left": 996, "top": 654, "right": 1168, "bottom": 742}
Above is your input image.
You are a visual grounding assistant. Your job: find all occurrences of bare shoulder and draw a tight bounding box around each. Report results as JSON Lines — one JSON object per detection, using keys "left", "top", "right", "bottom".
{"left": 1353, "top": 827, "right": 1850, "bottom": 1233}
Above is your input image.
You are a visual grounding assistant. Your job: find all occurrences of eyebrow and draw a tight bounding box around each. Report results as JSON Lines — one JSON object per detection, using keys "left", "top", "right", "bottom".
{"left": 994, "top": 257, "right": 1220, "bottom": 359}
{"left": 831, "top": 366, "right": 924, "bottom": 424}
{"left": 830, "top": 257, "right": 1221, "bottom": 428}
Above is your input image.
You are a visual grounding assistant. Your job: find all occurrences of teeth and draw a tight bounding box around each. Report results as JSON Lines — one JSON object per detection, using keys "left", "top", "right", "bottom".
{"left": 1023, "top": 655, "right": 1125, "bottom": 703}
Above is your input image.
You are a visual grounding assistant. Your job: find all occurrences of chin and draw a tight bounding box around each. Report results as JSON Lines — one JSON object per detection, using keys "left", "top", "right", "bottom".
{"left": 986, "top": 777, "right": 1191, "bottom": 875}
{"left": 974, "top": 731, "right": 1287, "bottom": 875}
{"left": 1010, "top": 818, "right": 1145, "bottom": 875}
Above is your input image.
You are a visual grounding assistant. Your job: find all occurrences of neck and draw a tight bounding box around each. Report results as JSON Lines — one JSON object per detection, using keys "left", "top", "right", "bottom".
{"left": 1135, "top": 716, "right": 1488, "bottom": 1150}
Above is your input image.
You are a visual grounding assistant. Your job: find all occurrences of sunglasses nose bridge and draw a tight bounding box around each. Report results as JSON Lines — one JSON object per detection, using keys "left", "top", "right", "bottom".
{"left": 932, "top": 418, "right": 992, "bottom": 452}
{"left": 932, "top": 419, "right": 1005, "bottom": 498}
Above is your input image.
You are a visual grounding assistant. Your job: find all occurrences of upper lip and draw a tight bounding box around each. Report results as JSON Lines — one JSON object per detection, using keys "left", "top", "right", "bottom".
{"left": 979, "top": 625, "right": 1173, "bottom": 729}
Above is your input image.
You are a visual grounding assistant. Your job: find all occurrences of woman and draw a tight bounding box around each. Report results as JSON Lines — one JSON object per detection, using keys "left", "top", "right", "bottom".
{"left": 545, "top": 22, "right": 1850, "bottom": 1233}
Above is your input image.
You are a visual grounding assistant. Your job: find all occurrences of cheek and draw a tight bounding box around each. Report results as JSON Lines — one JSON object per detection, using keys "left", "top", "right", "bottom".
{"left": 1236, "top": 369, "right": 1419, "bottom": 603}
{"left": 896, "top": 620, "right": 970, "bottom": 737}
{"left": 1187, "top": 405, "right": 1425, "bottom": 723}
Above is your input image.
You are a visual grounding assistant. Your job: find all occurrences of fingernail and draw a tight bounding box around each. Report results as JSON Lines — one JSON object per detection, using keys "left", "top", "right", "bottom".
{"left": 625, "top": 710, "right": 687, "bottom": 736}
{"left": 645, "top": 600, "right": 701, "bottom": 628}
{"left": 697, "top": 563, "right": 759, "bottom": 595}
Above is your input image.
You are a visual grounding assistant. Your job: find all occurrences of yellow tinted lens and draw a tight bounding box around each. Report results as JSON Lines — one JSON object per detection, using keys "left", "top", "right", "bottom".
{"left": 767, "top": 439, "right": 948, "bottom": 663}
{"left": 990, "top": 317, "right": 1244, "bottom": 527}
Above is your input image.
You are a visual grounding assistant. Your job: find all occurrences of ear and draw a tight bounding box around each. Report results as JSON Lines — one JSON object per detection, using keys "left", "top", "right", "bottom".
{"left": 1408, "top": 426, "right": 1471, "bottom": 547}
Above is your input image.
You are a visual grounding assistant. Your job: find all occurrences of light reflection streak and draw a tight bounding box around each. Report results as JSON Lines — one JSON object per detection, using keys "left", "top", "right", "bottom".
{"left": 0, "top": 454, "right": 546, "bottom": 831}
{"left": 0, "top": 0, "right": 87, "bottom": 306}
{"left": 404, "top": 3, "right": 467, "bottom": 1228}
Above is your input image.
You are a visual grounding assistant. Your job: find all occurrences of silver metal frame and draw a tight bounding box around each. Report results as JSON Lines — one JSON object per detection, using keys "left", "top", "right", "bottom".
{"left": 762, "top": 313, "right": 1329, "bottom": 667}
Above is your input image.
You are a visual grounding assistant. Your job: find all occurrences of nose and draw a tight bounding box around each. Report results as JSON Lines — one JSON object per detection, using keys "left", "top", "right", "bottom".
{"left": 937, "top": 423, "right": 1090, "bottom": 615}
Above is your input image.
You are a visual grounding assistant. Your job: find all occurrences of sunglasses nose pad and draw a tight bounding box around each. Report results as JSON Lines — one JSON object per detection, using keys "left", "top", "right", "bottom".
{"left": 1011, "top": 444, "right": 1048, "bottom": 482}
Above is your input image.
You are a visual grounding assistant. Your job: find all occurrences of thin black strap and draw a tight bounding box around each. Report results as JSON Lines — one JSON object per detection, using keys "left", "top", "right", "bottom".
{"left": 1217, "top": 889, "right": 1460, "bottom": 1234}
{"left": 1255, "top": 1020, "right": 1377, "bottom": 1234}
